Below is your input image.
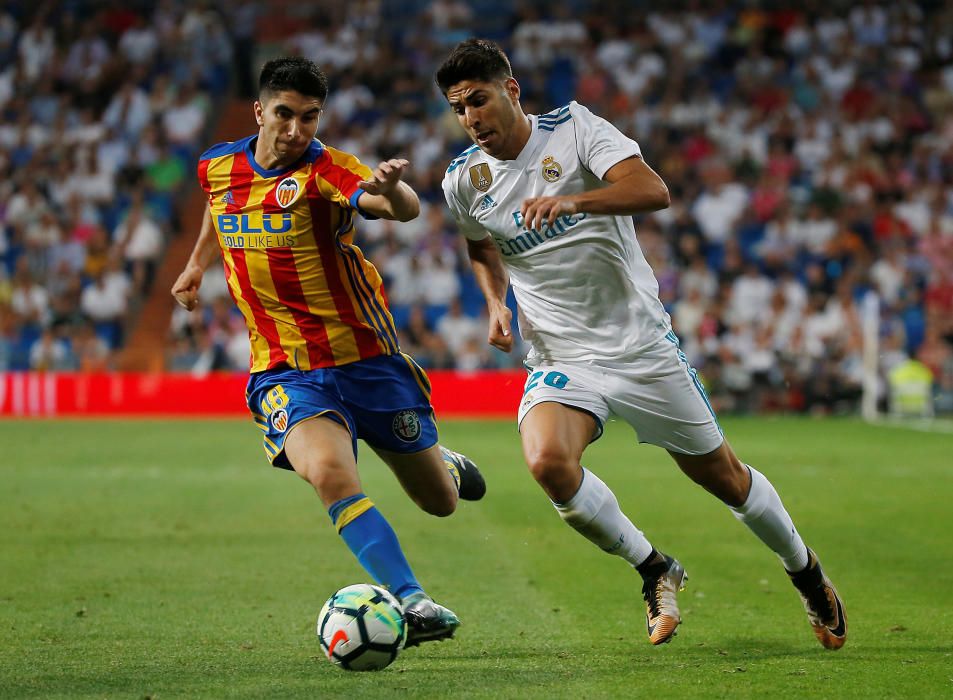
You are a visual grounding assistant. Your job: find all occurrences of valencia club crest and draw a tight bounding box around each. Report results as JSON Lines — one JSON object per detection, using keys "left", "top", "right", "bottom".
{"left": 275, "top": 177, "right": 300, "bottom": 208}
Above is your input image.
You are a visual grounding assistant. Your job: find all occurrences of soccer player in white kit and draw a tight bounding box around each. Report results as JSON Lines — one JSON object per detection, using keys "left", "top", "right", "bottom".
{"left": 436, "top": 39, "right": 847, "bottom": 649}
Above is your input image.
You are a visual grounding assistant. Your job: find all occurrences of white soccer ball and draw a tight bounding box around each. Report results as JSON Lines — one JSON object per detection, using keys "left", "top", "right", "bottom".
{"left": 317, "top": 583, "right": 407, "bottom": 671}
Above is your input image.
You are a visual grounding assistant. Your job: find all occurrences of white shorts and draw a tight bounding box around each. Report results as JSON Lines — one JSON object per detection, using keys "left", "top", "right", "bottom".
{"left": 517, "top": 331, "right": 724, "bottom": 455}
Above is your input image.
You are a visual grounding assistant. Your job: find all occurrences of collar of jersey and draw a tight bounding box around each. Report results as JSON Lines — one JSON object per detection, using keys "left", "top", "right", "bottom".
{"left": 243, "top": 137, "right": 324, "bottom": 178}
{"left": 480, "top": 115, "right": 544, "bottom": 170}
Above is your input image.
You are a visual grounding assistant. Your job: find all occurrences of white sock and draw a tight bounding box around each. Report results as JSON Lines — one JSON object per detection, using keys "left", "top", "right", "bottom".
{"left": 730, "top": 465, "right": 809, "bottom": 572}
{"left": 553, "top": 468, "right": 653, "bottom": 567}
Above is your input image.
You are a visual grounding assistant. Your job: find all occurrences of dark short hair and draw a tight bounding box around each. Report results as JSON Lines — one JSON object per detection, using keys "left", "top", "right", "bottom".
{"left": 259, "top": 57, "right": 329, "bottom": 101}
{"left": 435, "top": 38, "right": 512, "bottom": 94}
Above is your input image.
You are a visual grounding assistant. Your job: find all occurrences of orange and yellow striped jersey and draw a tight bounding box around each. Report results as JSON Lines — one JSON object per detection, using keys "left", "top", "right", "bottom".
{"left": 198, "top": 136, "right": 399, "bottom": 372}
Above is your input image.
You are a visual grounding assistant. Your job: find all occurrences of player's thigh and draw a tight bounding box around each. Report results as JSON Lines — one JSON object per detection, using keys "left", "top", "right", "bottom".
{"left": 518, "top": 363, "right": 608, "bottom": 455}
{"left": 339, "top": 354, "right": 440, "bottom": 455}
{"left": 372, "top": 444, "right": 457, "bottom": 516}
{"left": 336, "top": 354, "right": 452, "bottom": 512}
{"left": 605, "top": 334, "right": 723, "bottom": 455}
{"left": 284, "top": 416, "right": 362, "bottom": 507}
{"left": 520, "top": 401, "right": 599, "bottom": 468}
{"left": 520, "top": 401, "right": 601, "bottom": 500}
{"left": 247, "top": 368, "right": 360, "bottom": 503}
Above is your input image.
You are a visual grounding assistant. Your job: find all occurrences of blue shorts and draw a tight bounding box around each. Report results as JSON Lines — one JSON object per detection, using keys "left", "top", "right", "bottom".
{"left": 246, "top": 353, "right": 439, "bottom": 469}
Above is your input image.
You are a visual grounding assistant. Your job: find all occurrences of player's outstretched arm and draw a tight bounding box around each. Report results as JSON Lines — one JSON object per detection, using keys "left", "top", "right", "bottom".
{"left": 357, "top": 158, "right": 420, "bottom": 222}
{"left": 520, "top": 156, "right": 670, "bottom": 232}
{"left": 466, "top": 236, "right": 513, "bottom": 353}
{"left": 171, "top": 203, "right": 219, "bottom": 311}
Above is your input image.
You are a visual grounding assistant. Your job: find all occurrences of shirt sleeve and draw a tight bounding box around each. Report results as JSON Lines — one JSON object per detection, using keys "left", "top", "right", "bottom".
{"left": 197, "top": 158, "right": 212, "bottom": 197}
{"left": 442, "top": 174, "right": 489, "bottom": 241}
{"left": 570, "top": 101, "right": 642, "bottom": 180}
{"left": 317, "top": 146, "right": 379, "bottom": 220}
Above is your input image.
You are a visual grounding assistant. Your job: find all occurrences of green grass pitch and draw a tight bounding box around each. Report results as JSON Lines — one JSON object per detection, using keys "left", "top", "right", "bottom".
{"left": 1, "top": 417, "right": 951, "bottom": 698}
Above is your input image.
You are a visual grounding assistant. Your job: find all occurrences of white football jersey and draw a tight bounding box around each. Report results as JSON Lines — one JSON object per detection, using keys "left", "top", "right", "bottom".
{"left": 442, "top": 101, "right": 671, "bottom": 364}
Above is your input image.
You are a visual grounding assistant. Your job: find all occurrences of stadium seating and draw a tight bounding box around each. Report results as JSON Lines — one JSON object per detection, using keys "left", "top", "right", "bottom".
{"left": 3, "top": 1, "right": 952, "bottom": 416}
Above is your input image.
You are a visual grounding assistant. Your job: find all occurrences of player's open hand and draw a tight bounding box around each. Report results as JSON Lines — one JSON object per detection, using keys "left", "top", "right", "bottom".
{"left": 487, "top": 304, "right": 513, "bottom": 353}
{"left": 520, "top": 195, "right": 578, "bottom": 232}
{"left": 171, "top": 264, "right": 204, "bottom": 311}
{"left": 359, "top": 159, "right": 410, "bottom": 196}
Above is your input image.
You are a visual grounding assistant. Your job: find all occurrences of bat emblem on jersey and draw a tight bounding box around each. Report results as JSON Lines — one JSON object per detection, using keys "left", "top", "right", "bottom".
{"left": 275, "top": 177, "right": 301, "bottom": 208}
{"left": 541, "top": 155, "right": 562, "bottom": 183}
{"left": 468, "top": 163, "right": 493, "bottom": 192}
{"left": 270, "top": 408, "right": 289, "bottom": 432}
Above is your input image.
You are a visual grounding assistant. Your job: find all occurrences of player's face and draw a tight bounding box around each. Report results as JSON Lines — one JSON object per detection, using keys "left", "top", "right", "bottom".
{"left": 254, "top": 90, "right": 323, "bottom": 168}
{"left": 446, "top": 78, "right": 527, "bottom": 160}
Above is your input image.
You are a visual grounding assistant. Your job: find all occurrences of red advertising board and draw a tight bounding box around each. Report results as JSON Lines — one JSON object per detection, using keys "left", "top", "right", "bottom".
{"left": 0, "top": 371, "right": 525, "bottom": 418}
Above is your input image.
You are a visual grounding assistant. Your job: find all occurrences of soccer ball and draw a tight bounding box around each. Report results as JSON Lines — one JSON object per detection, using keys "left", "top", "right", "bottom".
{"left": 317, "top": 583, "right": 407, "bottom": 671}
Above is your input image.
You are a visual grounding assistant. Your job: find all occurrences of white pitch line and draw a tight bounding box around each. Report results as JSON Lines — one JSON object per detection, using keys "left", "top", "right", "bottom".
{"left": 866, "top": 417, "right": 953, "bottom": 434}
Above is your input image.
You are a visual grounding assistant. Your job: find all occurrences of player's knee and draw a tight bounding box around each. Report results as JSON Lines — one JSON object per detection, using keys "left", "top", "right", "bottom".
{"left": 524, "top": 445, "right": 575, "bottom": 487}
{"left": 295, "top": 458, "right": 353, "bottom": 500}
{"left": 424, "top": 499, "right": 457, "bottom": 518}
{"left": 418, "top": 489, "right": 458, "bottom": 517}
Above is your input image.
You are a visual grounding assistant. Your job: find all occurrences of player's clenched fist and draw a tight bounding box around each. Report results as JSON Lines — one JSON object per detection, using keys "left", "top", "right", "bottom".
{"left": 487, "top": 304, "right": 513, "bottom": 353}
{"left": 171, "top": 264, "right": 204, "bottom": 311}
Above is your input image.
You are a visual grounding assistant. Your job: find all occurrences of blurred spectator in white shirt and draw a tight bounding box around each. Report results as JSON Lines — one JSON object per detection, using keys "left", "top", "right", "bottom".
{"left": 10, "top": 258, "right": 49, "bottom": 329}
{"left": 673, "top": 286, "right": 708, "bottom": 344}
{"left": 22, "top": 209, "right": 62, "bottom": 279}
{"left": 104, "top": 81, "right": 153, "bottom": 141}
{"left": 692, "top": 162, "right": 748, "bottom": 246}
{"left": 454, "top": 335, "right": 494, "bottom": 372}
{"left": 119, "top": 14, "right": 159, "bottom": 66}
{"left": 793, "top": 203, "right": 838, "bottom": 258}
{"left": 5, "top": 180, "right": 51, "bottom": 234}
{"left": 870, "top": 242, "right": 907, "bottom": 307}
{"left": 29, "top": 328, "right": 73, "bottom": 371}
{"left": 114, "top": 196, "right": 163, "bottom": 295}
{"left": 162, "top": 84, "right": 206, "bottom": 147}
{"left": 435, "top": 297, "right": 482, "bottom": 356}
{"left": 62, "top": 18, "right": 111, "bottom": 86}
{"left": 757, "top": 205, "right": 800, "bottom": 271}
{"left": 18, "top": 14, "right": 55, "bottom": 83}
{"left": 729, "top": 263, "right": 775, "bottom": 326}
{"left": 80, "top": 267, "right": 128, "bottom": 329}
{"left": 387, "top": 255, "right": 428, "bottom": 307}
{"left": 679, "top": 254, "right": 718, "bottom": 301}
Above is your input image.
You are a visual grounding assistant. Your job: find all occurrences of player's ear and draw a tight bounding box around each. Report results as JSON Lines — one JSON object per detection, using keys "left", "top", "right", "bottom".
{"left": 254, "top": 100, "right": 264, "bottom": 126}
{"left": 505, "top": 77, "right": 520, "bottom": 102}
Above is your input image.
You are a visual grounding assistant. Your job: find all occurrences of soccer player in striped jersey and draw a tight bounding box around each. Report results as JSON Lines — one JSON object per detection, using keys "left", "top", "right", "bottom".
{"left": 437, "top": 39, "right": 846, "bottom": 650}
{"left": 172, "top": 57, "right": 485, "bottom": 647}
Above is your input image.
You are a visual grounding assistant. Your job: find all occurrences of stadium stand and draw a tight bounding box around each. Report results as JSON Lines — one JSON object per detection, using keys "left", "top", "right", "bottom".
{"left": 3, "top": 1, "right": 953, "bottom": 416}
{"left": 0, "top": 0, "right": 231, "bottom": 371}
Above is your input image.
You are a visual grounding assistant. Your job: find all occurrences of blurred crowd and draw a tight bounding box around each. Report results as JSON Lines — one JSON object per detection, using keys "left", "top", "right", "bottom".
{"left": 0, "top": 0, "right": 230, "bottom": 370}
{"left": 5, "top": 1, "right": 953, "bottom": 416}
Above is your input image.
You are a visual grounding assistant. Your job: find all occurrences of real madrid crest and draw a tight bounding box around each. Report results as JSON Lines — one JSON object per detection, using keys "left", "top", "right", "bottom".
{"left": 468, "top": 163, "right": 493, "bottom": 192}
{"left": 275, "top": 177, "right": 300, "bottom": 208}
{"left": 541, "top": 155, "right": 562, "bottom": 183}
